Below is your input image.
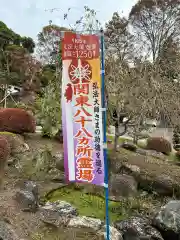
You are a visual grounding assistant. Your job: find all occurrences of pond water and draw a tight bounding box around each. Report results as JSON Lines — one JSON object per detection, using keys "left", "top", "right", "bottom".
{"left": 46, "top": 185, "right": 126, "bottom": 222}
{"left": 35, "top": 185, "right": 124, "bottom": 239}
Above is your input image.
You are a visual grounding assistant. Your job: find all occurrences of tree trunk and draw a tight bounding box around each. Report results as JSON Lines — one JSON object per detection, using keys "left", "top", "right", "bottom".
{"left": 3, "top": 85, "right": 7, "bottom": 108}
{"left": 114, "top": 123, "right": 128, "bottom": 151}
{"left": 133, "top": 134, "right": 138, "bottom": 144}
{"left": 4, "top": 55, "right": 10, "bottom": 108}
{"left": 133, "top": 126, "right": 138, "bottom": 144}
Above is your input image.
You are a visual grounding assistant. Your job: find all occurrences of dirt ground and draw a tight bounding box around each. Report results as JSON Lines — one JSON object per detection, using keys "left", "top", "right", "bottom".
{"left": 1, "top": 135, "right": 180, "bottom": 239}
{"left": 24, "top": 133, "right": 63, "bottom": 154}
{"left": 0, "top": 179, "right": 99, "bottom": 239}
{"left": 0, "top": 134, "right": 100, "bottom": 240}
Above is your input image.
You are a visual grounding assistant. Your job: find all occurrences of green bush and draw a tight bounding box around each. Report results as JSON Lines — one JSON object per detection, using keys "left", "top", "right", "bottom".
{"left": 35, "top": 78, "right": 61, "bottom": 138}
{"left": 176, "top": 151, "right": 180, "bottom": 160}
{"left": 13, "top": 102, "right": 36, "bottom": 115}
{"left": 146, "top": 137, "right": 172, "bottom": 155}
{"left": 173, "top": 125, "right": 180, "bottom": 150}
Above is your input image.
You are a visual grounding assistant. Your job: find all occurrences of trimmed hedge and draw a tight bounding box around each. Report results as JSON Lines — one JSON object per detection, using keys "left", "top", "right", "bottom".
{"left": 0, "top": 108, "right": 36, "bottom": 134}
{"left": 0, "top": 136, "right": 10, "bottom": 186}
{"left": 146, "top": 137, "right": 172, "bottom": 155}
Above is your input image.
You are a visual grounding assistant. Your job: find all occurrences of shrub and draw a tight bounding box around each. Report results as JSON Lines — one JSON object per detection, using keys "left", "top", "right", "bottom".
{"left": 176, "top": 151, "right": 180, "bottom": 160}
{"left": 0, "top": 108, "right": 36, "bottom": 134}
{"left": 146, "top": 137, "right": 172, "bottom": 155}
{"left": 173, "top": 125, "right": 180, "bottom": 150}
{"left": 35, "top": 78, "right": 61, "bottom": 138}
{"left": 0, "top": 136, "right": 10, "bottom": 186}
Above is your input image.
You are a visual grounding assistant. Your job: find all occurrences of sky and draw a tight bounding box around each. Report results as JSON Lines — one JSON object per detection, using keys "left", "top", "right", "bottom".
{"left": 0, "top": 0, "right": 137, "bottom": 41}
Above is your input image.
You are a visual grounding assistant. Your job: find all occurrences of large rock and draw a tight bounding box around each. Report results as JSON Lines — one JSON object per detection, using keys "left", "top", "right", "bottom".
{"left": 22, "top": 181, "right": 39, "bottom": 201}
{"left": 68, "top": 216, "right": 102, "bottom": 231}
{"left": 0, "top": 132, "right": 29, "bottom": 155}
{"left": 14, "top": 190, "right": 38, "bottom": 212}
{"left": 0, "top": 220, "right": 23, "bottom": 240}
{"left": 146, "top": 137, "right": 172, "bottom": 155}
{"left": 48, "top": 168, "right": 66, "bottom": 183}
{"left": 98, "top": 225, "right": 123, "bottom": 240}
{"left": 120, "top": 161, "right": 180, "bottom": 197}
{"left": 54, "top": 153, "right": 64, "bottom": 172}
{"left": 108, "top": 150, "right": 180, "bottom": 198}
{"left": 121, "top": 142, "right": 137, "bottom": 152}
{"left": 40, "top": 201, "right": 78, "bottom": 227}
{"left": 108, "top": 154, "right": 128, "bottom": 174}
{"left": 15, "top": 181, "right": 39, "bottom": 210}
{"left": 153, "top": 200, "right": 180, "bottom": 239}
{"left": 136, "top": 148, "right": 167, "bottom": 161}
{"left": 138, "top": 173, "right": 180, "bottom": 197}
{"left": 109, "top": 174, "right": 137, "bottom": 200}
{"left": 151, "top": 174, "right": 178, "bottom": 196}
{"left": 114, "top": 217, "right": 163, "bottom": 240}
{"left": 120, "top": 163, "right": 141, "bottom": 176}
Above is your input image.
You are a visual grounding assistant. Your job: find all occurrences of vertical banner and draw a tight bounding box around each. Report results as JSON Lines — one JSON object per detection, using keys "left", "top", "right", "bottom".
{"left": 61, "top": 32, "right": 104, "bottom": 186}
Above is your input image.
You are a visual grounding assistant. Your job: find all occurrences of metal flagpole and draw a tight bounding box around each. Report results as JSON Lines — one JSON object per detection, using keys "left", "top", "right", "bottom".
{"left": 100, "top": 29, "right": 110, "bottom": 240}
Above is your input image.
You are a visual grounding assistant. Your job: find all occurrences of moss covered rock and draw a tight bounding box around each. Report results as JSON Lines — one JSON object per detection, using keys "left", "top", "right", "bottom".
{"left": 0, "top": 132, "right": 29, "bottom": 155}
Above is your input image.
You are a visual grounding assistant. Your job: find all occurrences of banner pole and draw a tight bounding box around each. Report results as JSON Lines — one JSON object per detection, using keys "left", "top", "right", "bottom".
{"left": 100, "top": 29, "right": 110, "bottom": 240}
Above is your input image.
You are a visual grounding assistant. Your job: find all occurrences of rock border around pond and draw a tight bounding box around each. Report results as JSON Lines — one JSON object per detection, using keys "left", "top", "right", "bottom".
{"left": 13, "top": 178, "right": 180, "bottom": 240}
{"left": 39, "top": 200, "right": 123, "bottom": 240}
{"left": 40, "top": 199, "right": 180, "bottom": 240}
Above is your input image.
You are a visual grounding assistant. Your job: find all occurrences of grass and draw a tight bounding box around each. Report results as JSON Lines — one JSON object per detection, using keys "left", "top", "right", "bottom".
{"left": 107, "top": 135, "right": 147, "bottom": 149}
{"left": 0, "top": 131, "right": 16, "bottom": 136}
{"left": 107, "top": 135, "right": 132, "bottom": 144}
{"left": 169, "top": 151, "right": 180, "bottom": 163}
